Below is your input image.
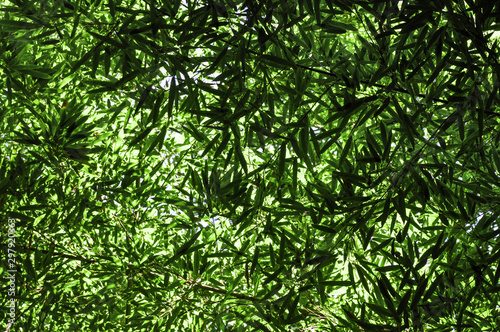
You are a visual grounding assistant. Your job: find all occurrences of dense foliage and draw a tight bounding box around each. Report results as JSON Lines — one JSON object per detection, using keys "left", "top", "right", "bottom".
{"left": 1, "top": 0, "right": 500, "bottom": 331}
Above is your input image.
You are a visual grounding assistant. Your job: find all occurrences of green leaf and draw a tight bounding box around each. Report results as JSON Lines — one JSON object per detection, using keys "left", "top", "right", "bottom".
{"left": 261, "top": 54, "right": 296, "bottom": 68}
{"left": 234, "top": 142, "right": 248, "bottom": 174}
{"left": 366, "top": 302, "right": 392, "bottom": 318}
{"left": 213, "top": 131, "right": 230, "bottom": 158}
{"left": 339, "top": 136, "right": 352, "bottom": 168}
{"left": 278, "top": 141, "right": 287, "bottom": 181}
{"left": 355, "top": 264, "right": 370, "bottom": 293}
{"left": 149, "top": 91, "right": 165, "bottom": 124}
{"left": 144, "top": 125, "right": 167, "bottom": 156}
{"left": 201, "top": 133, "right": 221, "bottom": 157}
{"left": 410, "top": 276, "right": 428, "bottom": 310}
{"left": 0, "top": 19, "right": 40, "bottom": 30}
{"left": 71, "top": 47, "right": 95, "bottom": 74}
{"left": 184, "top": 122, "right": 207, "bottom": 143}
{"left": 426, "top": 51, "right": 451, "bottom": 86}
{"left": 365, "top": 128, "right": 381, "bottom": 162}
{"left": 312, "top": 224, "right": 336, "bottom": 233}
{"left": 129, "top": 126, "right": 153, "bottom": 147}
{"left": 16, "top": 67, "right": 52, "bottom": 79}
{"left": 88, "top": 31, "right": 126, "bottom": 48}
{"left": 423, "top": 273, "right": 442, "bottom": 302}
{"left": 175, "top": 230, "right": 202, "bottom": 256}
{"left": 135, "top": 85, "right": 153, "bottom": 114}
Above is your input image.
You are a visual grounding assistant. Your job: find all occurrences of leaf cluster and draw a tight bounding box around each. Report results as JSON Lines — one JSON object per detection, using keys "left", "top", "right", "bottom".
{"left": 1, "top": 0, "right": 500, "bottom": 331}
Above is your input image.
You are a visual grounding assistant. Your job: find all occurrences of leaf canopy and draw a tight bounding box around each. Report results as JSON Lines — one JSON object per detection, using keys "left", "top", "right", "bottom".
{"left": 1, "top": 0, "right": 500, "bottom": 331}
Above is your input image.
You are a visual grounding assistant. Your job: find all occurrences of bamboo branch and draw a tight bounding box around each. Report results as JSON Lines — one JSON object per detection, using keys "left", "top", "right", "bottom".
{"left": 0, "top": 242, "right": 95, "bottom": 263}
{"left": 195, "top": 283, "right": 261, "bottom": 302}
